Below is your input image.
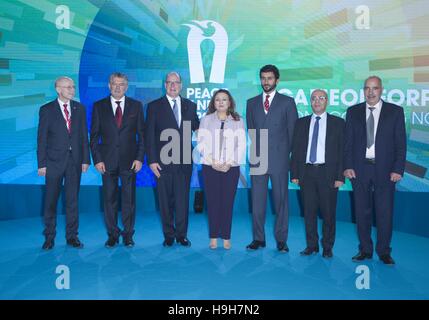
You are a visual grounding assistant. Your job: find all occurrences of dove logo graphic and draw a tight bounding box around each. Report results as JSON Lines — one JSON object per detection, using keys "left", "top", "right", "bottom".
{"left": 183, "top": 20, "right": 228, "bottom": 84}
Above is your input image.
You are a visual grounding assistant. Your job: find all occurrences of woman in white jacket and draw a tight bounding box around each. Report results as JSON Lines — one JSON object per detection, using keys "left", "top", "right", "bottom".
{"left": 197, "top": 89, "right": 246, "bottom": 250}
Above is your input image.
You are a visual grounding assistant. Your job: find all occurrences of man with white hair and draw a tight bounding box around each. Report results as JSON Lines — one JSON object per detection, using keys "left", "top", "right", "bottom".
{"left": 37, "top": 76, "right": 90, "bottom": 250}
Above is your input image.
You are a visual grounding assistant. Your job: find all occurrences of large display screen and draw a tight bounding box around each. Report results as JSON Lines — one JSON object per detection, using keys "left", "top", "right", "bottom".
{"left": 0, "top": 0, "right": 428, "bottom": 191}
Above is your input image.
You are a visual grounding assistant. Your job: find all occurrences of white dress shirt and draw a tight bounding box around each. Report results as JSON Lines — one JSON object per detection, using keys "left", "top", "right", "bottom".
{"left": 365, "top": 100, "right": 382, "bottom": 159}
{"left": 166, "top": 95, "right": 182, "bottom": 125}
{"left": 110, "top": 96, "right": 125, "bottom": 115}
{"left": 58, "top": 98, "right": 71, "bottom": 123}
{"left": 262, "top": 90, "right": 276, "bottom": 114}
{"left": 306, "top": 112, "right": 327, "bottom": 164}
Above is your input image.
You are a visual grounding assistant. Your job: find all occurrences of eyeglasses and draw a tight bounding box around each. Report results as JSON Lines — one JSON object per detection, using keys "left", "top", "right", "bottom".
{"left": 311, "top": 96, "right": 327, "bottom": 102}
{"left": 57, "top": 85, "right": 75, "bottom": 90}
{"left": 166, "top": 81, "right": 181, "bottom": 86}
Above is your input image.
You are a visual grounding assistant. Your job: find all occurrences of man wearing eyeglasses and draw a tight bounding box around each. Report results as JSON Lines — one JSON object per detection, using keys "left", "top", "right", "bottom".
{"left": 37, "top": 76, "right": 90, "bottom": 250}
{"left": 145, "top": 72, "right": 199, "bottom": 247}
{"left": 290, "top": 90, "right": 345, "bottom": 258}
{"left": 344, "top": 76, "right": 406, "bottom": 265}
{"left": 90, "top": 72, "right": 145, "bottom": 248}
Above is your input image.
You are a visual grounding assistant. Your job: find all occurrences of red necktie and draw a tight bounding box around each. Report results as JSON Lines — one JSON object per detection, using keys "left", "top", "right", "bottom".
{"left": 63, "top": 104, "right": 71, "bottom": 133}
{"left": 115, "top": 101, "right": 122, "bottom": 128}
{"left": 264, "top": 95, "right": 270, "bottom": 112}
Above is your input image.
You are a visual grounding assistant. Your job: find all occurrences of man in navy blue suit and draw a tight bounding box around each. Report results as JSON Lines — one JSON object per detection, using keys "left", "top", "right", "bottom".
{"left": 145, "top": 72, "right": 199, "bottom": 247}
{"left": 37, "top": 76, "right": 90, "bottom": 250}
{"left": 344, "top": 76, "right": 406, "bottom": 265}
{"left": 90, "top": 72, "right": 145, "bottom": 248}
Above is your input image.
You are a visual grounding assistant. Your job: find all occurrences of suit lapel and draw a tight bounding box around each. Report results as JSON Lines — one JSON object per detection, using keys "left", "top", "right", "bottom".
{"left": 105, "top": 97, "right": 118, "bottom": 130}
{"left": 54, "top": 99, "right": 70, "bottom": 135}
{"left": 120, "top": 97, "right": 131, "bottom": 130}
{"left": 163, "top": 96, "right": 180, "bottom": 129}
{"left": 180, "top": 96, "right": 188, "bottom": 129}
{"left": 375, "top": 100, "right": 388, "bottom": 142}
{"left": 70, "top": 100, "right": 78, "bottom": 135}
{"left": 254, "top": 94, "right": 267, "bottom": 121}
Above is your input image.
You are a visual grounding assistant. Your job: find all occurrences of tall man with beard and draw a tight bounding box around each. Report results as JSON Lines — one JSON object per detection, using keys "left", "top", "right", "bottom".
{"left": 246, "top": 65, "right": 298, "bottom": 252}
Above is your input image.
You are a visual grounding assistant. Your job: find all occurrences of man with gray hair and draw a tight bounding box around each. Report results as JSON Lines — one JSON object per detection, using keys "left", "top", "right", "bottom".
{"left": 344, "top": 76, "right": 406, "bottom": 265}
{"left": 90, "top": 72, "right": 145, "bottom": 248}
{"left": 145, "top": 71, "right": 199, "bottom": 247}
{"left": 37, "top": 76, "right": 90, "bottom": 250}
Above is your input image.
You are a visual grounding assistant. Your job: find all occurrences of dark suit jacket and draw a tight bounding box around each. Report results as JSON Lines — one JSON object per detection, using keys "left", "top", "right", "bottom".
{"left": 37, "top": 99, "right": 90, "bottom": 175}
{"left": 145, "top": 95, "right": 199, "bottom": 175}
{"left": 246, "top": 92, "right": 298, "bottom": 174}
{"left": 344, "top": 100, "right": 406, "bottom": 183}
{"left": 90, "top": 96, "right": 145, "bottom": 171}
{"left": 290, "top": 114, "right": 345, "bottom": 186}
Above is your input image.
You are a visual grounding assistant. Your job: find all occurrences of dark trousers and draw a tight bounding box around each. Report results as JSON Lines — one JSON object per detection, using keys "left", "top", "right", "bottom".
{"left": 102, "top": 168, "right": 136, "bottom": 239}
{"left": 251, "top": 173, "right": 289, "bottom": 243}
{"left": 352, "top": 162, "right": 395, "bottom": 256}
{"left": 300, "top": 165, "right": 338, "bottom": 250}
{"left": 202, "top": 165, "right": 240, "bottom": 240}
{"left": 156, "top": 171, "right": 191, "bottom": 241}
{"left": 43, "top": 152, "right": 81, "bottom": 241}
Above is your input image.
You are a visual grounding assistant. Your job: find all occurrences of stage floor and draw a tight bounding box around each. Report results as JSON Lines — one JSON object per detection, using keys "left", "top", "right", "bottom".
{"left": 0, "top": 211, "right": 428, "bottom": 300}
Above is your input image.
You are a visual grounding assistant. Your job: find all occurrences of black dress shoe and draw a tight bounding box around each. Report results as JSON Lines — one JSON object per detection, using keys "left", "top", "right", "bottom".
{"left": 123, "top": 237, "right": 135, "bottom": 248}
{"left": 67, "top": 238, "right": 84, "bottom": 249}
{"left": 277, "top": 242, "right": 289, "bottom": 252}
{"left": 246, "top": 240, "right": 266, "bottom": 250}
{"left": 352, "top": 251, "right": 373, "bottom": 261}
{"left": 105, "top": 237, "right": 119, "bottom": 248}
{"left": 163, "top": 238, "right": 174, "bottom": 247}
{"left": 380, "top": 254, "right": 395, "bottom": 265}
{"left": 322, "top": 248, "right": 333, "bottom": 258}
{"left": 42, "top": 239, "right": 54, "bottom": 250}
{"left": 300, "top": 247, "right": 319, "bottom": 256}
{"left": 176, "top": 238, "right": 191, "bottom": 247}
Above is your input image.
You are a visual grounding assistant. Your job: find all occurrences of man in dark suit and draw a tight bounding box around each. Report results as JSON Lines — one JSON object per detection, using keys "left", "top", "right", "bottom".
{"left": 291, "top": 90, "right": 345, "bottom": 258}
{"left": 90, "top": 72, "right": 144, "bottom": 248}
{"left": 37, "top": 76, "right": 90, "bottom": 250}
{"left": 246, "top": 65, "right": 298, "bottom": 252}
{"left": 344, "top": 76, "right": 406, "bottom": 265}
{"left": 145, "top": 72, "right": 199, "bottom": 247}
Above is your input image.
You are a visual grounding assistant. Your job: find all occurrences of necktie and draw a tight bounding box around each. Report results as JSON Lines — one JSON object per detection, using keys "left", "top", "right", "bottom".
{"left": 264, "top": 95, "right": 270, "bottom": 112}
{"left": 115, "top": 101, "right": 122, "bottom": 128}
{"left": 172, "top": 99, "right": 180, "bottom": 126}
{"left": 63, "top": 104, "right": 71, "bottom": 133}
{"left": 366, "top": 107, "right": 375, "bottom": 148}
{"left": 309, "top": 116, "right": 321, "bottom": 163}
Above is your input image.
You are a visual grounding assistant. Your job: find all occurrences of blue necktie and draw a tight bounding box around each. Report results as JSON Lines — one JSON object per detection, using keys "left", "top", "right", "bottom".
{"left": 172, "top": 99, "right": 179, "bottom": 126}
{"left": 309, "top": 116, "right": 321, "bottom": 163}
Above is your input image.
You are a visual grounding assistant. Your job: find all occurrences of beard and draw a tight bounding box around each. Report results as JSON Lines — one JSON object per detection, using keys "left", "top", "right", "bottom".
{"left": 262, "top": 83, "right": 277, "bottom": 93}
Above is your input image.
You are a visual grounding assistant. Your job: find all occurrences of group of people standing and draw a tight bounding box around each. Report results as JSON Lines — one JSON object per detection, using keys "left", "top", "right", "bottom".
{"left": 37, "top": 64, "right": 406, "bottom": 265}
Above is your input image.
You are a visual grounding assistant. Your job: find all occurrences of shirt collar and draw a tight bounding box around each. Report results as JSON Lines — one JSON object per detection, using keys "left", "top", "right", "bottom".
{"left": 366, "top": 99, "right": 382, "bottom": 110}
{"left": 166, "top": 95, "right": 180, "bottom": 104}
{"left": 111, "top": 96, "right": 125, "bottom": 104}
{"left": 58, "top": 98, "right": 70, "bottom": 107}
{"left": 263, "top": 90, "right": 276, "bottom": 100}
{"left": 312, "top": 112, "right": 327, "bottom": 120}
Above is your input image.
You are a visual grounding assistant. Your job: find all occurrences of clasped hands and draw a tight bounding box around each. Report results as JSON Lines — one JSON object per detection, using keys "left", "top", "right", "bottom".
{"left": 211, "top": 159, "right": 231, "bottom": 173}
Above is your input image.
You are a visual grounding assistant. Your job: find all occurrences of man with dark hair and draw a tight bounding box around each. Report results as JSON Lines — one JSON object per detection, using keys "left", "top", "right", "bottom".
{"left": 37, "top": 76, "right": 90, "bottom": 250}
{"left": 344, "top": 76, "right": 406, "bottom": 265}
{"left": 145, "top": 71, "right": 200, "bottom": 247}
{"left": 90, "top": 72, "right": 145, "bottom": 248}
{"left": 246, "top": 65, "right": 298, "bottom": 252}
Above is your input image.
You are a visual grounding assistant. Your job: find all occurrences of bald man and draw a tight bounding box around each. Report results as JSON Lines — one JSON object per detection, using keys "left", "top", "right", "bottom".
{"left": 291, "top": 90, "right": 345, "bottom": 258}
{"left": 37, "top": 76, "right": 90, "bottom": 250}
